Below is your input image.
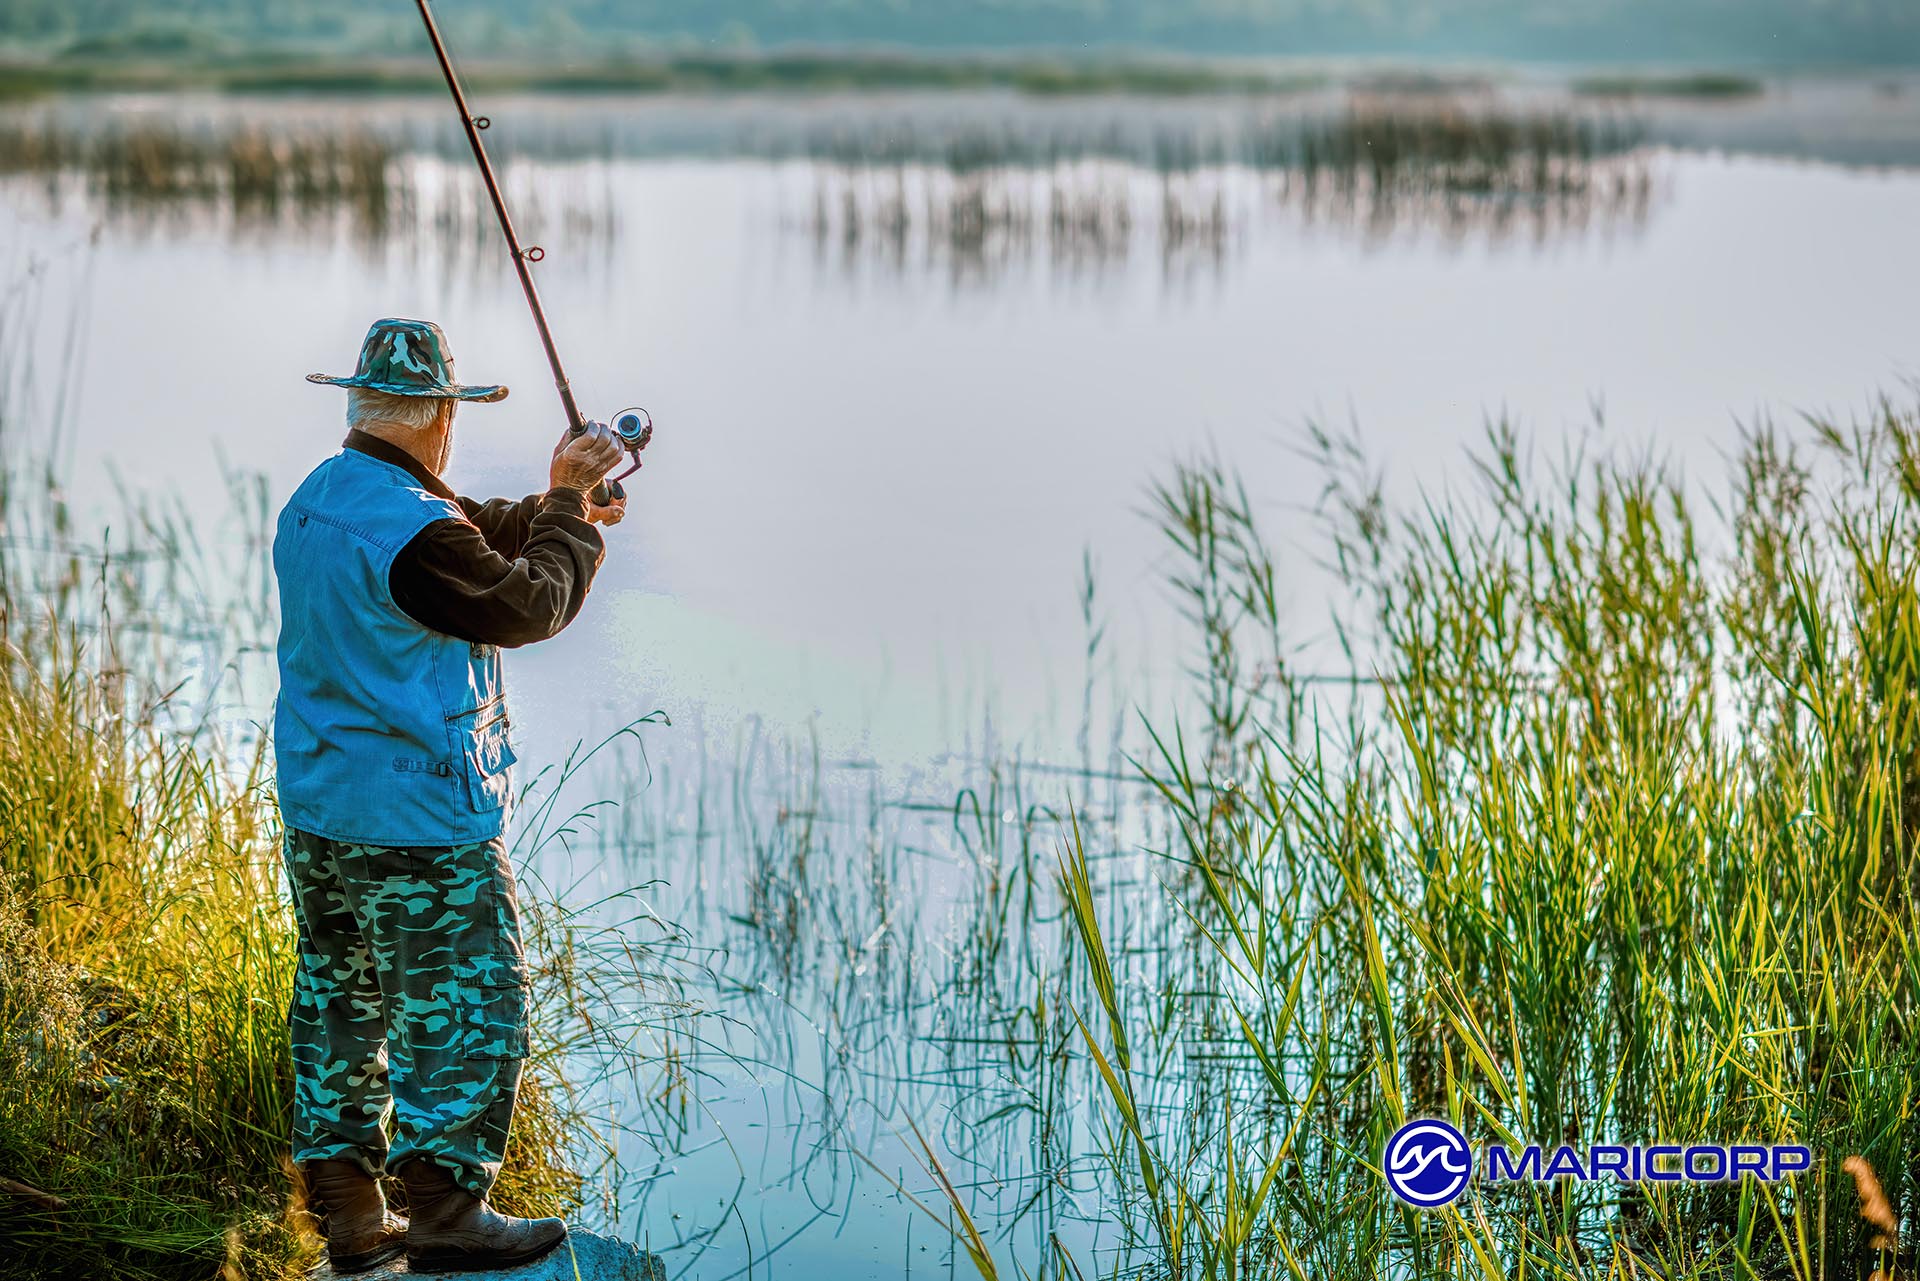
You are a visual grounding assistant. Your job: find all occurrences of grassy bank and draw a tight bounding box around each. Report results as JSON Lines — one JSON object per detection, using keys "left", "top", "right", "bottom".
{"left": 0, "top": 449, "right": 603, "bottom": 1275}
{"left": 0, "top": 592, "right": 582, "bottom": 1278}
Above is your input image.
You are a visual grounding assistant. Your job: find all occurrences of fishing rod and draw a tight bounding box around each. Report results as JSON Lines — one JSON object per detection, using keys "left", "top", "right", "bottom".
{"left": 411, "top": 0, "right": 651, "bottom": 503}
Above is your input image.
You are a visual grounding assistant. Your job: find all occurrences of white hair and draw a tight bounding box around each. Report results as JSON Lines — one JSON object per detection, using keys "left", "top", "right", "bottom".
{"left": 346, "top": 388, "right": 452, "bottom": 432}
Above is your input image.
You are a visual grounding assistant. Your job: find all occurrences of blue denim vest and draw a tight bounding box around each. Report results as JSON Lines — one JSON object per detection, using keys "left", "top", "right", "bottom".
{"left": 273, "top": 448, "right": 517, "bottom": 846}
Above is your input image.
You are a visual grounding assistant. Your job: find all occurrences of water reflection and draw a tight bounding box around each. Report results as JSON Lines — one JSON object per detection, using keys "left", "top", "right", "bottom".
{"left": 561, "top": 730, "right": 1147, "bottom": 1275}
{"left": 0, "top": 117, "right": 619, "bottom": 271}
{"left": 800, "top": 161, "right": 1226, "bottom": 286}
{"left": 1278, "top": 101, "right": 1654, "bottom": 248}
{"left": 797, "top": 102, "right": 1651, "bottom": 283}
{"left": 2, "top": 94, "right": 1655, "bottom": 285}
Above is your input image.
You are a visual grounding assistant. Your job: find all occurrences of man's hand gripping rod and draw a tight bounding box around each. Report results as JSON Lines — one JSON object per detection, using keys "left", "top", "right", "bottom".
{"left": 411, "top": 0, "right": 651, "bottom": 504}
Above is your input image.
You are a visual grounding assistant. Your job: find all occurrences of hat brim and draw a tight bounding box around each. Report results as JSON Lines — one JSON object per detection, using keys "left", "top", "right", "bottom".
{"left": 307, "top": 372, "right": 508, "bottom": 403}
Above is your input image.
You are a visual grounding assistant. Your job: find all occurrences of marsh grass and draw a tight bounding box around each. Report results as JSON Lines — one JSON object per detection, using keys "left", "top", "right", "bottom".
{"left": 0, "top": 119, "right": 396, "bottom": 237}
{"left": 0, "top": 95, "right": 1650, "bottom": 281}
{"left": 1274, "top": 103, "right": 1651, "bottom": 245}
{"left": 800, "top": 101, "right": 1651, "bottom": 281}
{"left": 0, "top": 116, "right": 618, "bottom": 267}
{"left": 1027, "top": 401, "right": 1920, "bottom": 1279}
{"left": 1571, "top": 73, "right": 1765, "bottom": 100}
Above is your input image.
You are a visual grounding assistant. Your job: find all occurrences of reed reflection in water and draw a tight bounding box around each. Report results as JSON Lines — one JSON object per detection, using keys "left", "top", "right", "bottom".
{"left": 0, "top": 117, "right": 620, "bottom": 274}
{"left": 797, "top": 99, "right": 1654, "bottom": 283}
{"left": 0, "top": 95, "right": 1652, "bottom": 287}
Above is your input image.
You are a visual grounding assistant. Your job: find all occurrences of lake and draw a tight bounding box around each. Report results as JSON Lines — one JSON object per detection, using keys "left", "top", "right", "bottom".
{"left": 4, "top": 78, "right": 1918, "bottom": 1276}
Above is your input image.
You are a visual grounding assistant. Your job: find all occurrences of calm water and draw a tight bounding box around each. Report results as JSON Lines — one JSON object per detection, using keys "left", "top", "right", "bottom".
{"left": 5, "top": 83, "right": 1919, "bottom": 1276}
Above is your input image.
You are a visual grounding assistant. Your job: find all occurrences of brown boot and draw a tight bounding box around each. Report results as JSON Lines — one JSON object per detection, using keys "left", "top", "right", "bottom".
{"left": 398, "top": 1158, "right": 567, "bottom": 1274}
{"left": 305, "top": 1159, "right": 407, "bottom": 1274}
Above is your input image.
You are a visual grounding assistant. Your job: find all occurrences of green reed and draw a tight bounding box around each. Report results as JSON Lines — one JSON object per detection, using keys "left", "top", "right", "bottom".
{"left": 1039, "top": 401, "right": 1920, "bottom": 1279}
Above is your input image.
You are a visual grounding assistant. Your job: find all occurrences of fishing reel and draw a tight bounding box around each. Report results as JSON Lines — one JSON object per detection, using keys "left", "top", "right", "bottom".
{"left": 608, "top": 407, "right": 653, "bottom": 481}
{"left": 574, "top": 406, "right": 652, "bottom": 505}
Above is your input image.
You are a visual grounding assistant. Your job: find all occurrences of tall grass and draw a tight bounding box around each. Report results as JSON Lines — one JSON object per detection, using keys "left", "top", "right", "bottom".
{"left": 1038, "top": 402, "right": 1920, "bottom": 1279}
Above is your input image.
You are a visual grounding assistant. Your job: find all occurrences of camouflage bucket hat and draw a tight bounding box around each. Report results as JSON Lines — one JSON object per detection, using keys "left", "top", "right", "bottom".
{"left": 307, "top": 317, "right": 508, "bottom": 403}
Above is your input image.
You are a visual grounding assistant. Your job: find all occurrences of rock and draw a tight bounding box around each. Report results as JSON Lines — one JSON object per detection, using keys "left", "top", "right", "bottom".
{"left": 315, "top": 1229, "right": 667, "bottom": 1280}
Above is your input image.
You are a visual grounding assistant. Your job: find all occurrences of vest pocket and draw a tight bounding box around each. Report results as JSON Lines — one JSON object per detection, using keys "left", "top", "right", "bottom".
{"left": 460, "top": 955, "right": 530, "bottom": 1061}
{"left": 457, "top": 709, "right": 518, "bottom": 814}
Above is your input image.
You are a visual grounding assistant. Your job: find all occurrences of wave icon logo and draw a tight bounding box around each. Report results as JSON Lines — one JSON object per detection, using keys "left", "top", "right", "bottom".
{"left": 1385, "top": 1118, "right": 1473, "bottom": 1207}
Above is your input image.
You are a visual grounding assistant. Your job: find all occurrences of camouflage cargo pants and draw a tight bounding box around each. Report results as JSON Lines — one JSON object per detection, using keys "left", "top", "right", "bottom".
{"left": 282, "top": 827, "right": 530, "bottom": 1198}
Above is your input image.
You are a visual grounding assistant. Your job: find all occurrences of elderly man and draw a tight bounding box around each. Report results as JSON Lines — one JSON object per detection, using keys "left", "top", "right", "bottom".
{"left": 273, "top": 318, "right": 626, "bottom": 1274}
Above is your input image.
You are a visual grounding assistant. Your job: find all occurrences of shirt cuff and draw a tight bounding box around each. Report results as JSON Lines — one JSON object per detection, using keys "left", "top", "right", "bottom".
{"left": 542, "top": 486, "right": 591, "bottom": 517}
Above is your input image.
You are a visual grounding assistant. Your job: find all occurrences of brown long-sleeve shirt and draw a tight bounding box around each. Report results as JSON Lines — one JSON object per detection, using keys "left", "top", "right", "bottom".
{"left": 343, "top": 430, "right": 604, "bottom": 648}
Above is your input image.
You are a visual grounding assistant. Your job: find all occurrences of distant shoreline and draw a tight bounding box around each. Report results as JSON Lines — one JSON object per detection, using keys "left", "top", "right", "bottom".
{"left": 0, "top": 50, "right": 1807, "bottom": 104}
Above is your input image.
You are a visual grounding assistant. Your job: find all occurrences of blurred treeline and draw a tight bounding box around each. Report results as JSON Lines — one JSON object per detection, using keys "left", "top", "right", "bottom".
{"left": 0, "top": 0, "right": 1917, "bottom": 67}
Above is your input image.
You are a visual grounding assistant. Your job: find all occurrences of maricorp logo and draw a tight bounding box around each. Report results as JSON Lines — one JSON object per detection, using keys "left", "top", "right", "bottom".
{"left": 1384, "top": 1119, "right": 1474, "bottom": 1207}
{"left": 1382, "top": 1118, "right": 1812, "bottom": 1210}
